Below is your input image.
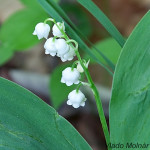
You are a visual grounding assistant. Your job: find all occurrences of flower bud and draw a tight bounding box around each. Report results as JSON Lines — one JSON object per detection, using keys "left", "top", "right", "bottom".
{"left": 44, "top": 38, "right": 57, "bottom": 56}
{"left": 77, "top": 62, "right": 84, "bottom": 73}
{"left": 55, "top": 39, "right": 69, "bottom": 56}
{"left": 61, "top": 67, "right": 80, "bottom": 86}
{"left": 85, "top": 59, "right": 90, "bottom": 68}
{"left": 52, "top": 22, "right": 65, "bottom": 37}
{"left": 67, "top": 90, "right": 87, "bottom": 108}
{"left": 33, "top": 23, "right": 50, "bottom": 40}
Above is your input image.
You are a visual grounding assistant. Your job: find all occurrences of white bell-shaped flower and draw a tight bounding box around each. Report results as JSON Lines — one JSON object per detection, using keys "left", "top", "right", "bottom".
{"left": 55, "top": 39, "right": 69, "bottom": 56}
{"left": 61, "top": 67, "right": 80, "bottom": 86}
{"left": 44, "top": 38, "right": 57, "bottom": 56}
{"left": 60, "top": 46, "right": 76, "bottom": 62}
{"left": 52, "top": 22, "right": 65, "bottom": 37}
{"left": 33, "top": 23, "right": 50, "bottom": 40}
{"left": 67, "top": 90, "right": 87, "bottom": 108}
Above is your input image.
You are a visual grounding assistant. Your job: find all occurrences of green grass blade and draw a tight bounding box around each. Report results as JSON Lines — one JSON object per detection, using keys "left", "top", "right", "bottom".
{"left": 37, "top": 0, "right": 113, "bottom": 75}
{"left": 77, "top": 0, "right": 125, "bottom": 47}
{"left": 46, "top": 0, "right": 115, "bottom": 71}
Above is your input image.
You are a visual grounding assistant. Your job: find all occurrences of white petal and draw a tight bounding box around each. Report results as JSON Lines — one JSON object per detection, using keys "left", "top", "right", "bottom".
{"left": 61, "top": 67, "right": 80, "bottom": 86}
{"left": 67, "top": 100, "right": 72, "bottom": 105}
{"left": 37, "top": 34, "right": 43, "bottom": 40}
{"left": 67, "top": 90, "right": 87, "bottom": 109}
{"left": 52, "top": 22, "right": 65, "bottom": 37}
{"left": 61, "top": 57, "right": 67, "bottom": 62}
{"left": 57, "top": 53, "right": 61, "bottom": 57}
{"left": 50, "top": 52, "right": 56, "bottom": 56}
{"left": 45, "top": 49, "right": 50, "bottom": 54}
{"left": 61, "top": 77, "right": 65, "bottom": 83}
{"left": 68, "top": 57, "right": 73, "bottom": 61}
{"left": 74, "top": 80, "right": 79, "bottom": 84}
{"left": 80, "top": 102, "right": 85, "bottom": 107}
{"left": 66, "top": 82, "right": 73, "bottom": 86}
{"left": 63, "top": 46, "right": 75, "bottom": 61}
{"left": 72, "top": 104, "right": 80, "bottom": 108}
{"left": 55, "top": 39, "right": 69, "bottom": 56}
{"left": 32, "top": 30, "right": 37, "bottom": 35}
{"left": 44, "top": 38, "right": 57, "bottom": 56}
{"left": 33, "top": 23, "right": 50, "bottom": 39}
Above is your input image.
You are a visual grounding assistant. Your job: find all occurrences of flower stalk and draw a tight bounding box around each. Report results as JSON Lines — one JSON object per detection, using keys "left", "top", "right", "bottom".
{"left": 75, "top": 46, "right": 111, "bottom": 150}
{"left": 51, "top": 19, "right": 111, "bottom": 149}
{"left": 34, "top": 18, "right": 111, "bottom": 150}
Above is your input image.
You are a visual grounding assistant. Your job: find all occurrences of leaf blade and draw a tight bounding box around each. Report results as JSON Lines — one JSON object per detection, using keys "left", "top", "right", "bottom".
{"left": 0, "top": 77, "right": 92, "bottom": 150}
{"left": 85, "top": 38, "right": 121, "bottom": 65}
{"left": 110, "top": 11, "right": 150, "bottom": 145}
{"left": 0, "top": 44, "right": 14, "bottom": 66}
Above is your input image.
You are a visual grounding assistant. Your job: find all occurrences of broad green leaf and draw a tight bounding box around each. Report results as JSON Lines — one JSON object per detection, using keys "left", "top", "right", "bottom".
{"left": 0, "top": 77, "right": 92, "bottom": 150}
{"left": 50, "top": 64, "right": 76, "bottom": 109}
{"left": 77, "top": 0, "right": 125, "bottom": 47}
{"left": 0, "top": 44, "right": 14, "bottom": 65}
{"left": 38, "top": 0, "right": 113, "bottom": 75}
{"left": 85, "top": 38, "right": 121, "bottom": 65}
{"left": 0, "top": 8, "right": 48, "bottom": 50}
{"left": 110, "top": 11, "right": 150, "bottom": 147}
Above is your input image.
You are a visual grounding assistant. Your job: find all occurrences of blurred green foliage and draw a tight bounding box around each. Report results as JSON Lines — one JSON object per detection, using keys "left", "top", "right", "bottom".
{"left": 85, "top": 38, "right": 122, "bottom": 65}
{"left": 0, "top": 0, "right": 48, "bottom": 66}
{"left": 61, "top": 3, "right": 92, "bottom": 37}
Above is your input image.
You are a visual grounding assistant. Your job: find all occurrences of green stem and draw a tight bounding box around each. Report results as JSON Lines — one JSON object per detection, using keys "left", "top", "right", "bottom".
{"left": 76, "top": 82, "right": 82, "bottom": 93}
{"left": 71, "top": 60, "right": 78, "bottom": 70}
{"left": 51, "top": 18, "right": 111, "bottom": 150}
{"left": 44, "top": 18, "right": 54, "bottom": 24}
{"left": 75, "top": 50, "right": 111, "bottom": 149}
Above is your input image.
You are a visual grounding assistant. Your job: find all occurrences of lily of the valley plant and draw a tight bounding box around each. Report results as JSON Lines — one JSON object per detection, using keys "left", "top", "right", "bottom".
{"left": 33, "top": 18, "right": 111, "bottom": 149}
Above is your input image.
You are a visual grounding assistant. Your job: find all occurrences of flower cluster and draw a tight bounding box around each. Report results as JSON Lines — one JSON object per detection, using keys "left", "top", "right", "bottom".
{"left": 33, "top": 19, "right": 88, "bottom": 108}
{"left": 33, "top": 22, "right": 75, "bottom": 62}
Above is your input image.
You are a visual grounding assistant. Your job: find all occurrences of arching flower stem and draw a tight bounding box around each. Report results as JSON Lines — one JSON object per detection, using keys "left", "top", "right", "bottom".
{"left": 45, "top": 18, "right": 111, "bottom": 149}
{"left": 71, "top": 60, "right": 79, "bottom": 71}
